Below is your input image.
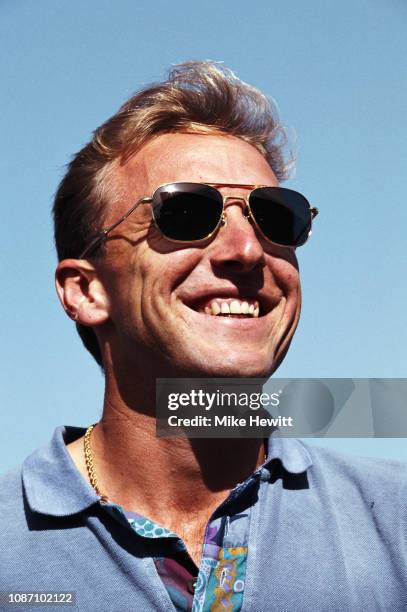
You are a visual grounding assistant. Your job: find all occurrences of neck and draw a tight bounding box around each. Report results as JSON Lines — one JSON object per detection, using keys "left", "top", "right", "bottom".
{"left": 68, "top": 374, "right": 265, "bottom": 524}
{"left": 91, "top": 401, "right": 265, "bottom": 516}
{"left": 68, "top": 361, "right": 266, "bottom": 531}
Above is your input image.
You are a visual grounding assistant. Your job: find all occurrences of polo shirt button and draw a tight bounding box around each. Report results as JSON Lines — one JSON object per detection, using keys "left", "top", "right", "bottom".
{"left": 233, "top": 579, "right": 245, "bottom": 593}
{"left": 187, "top": 578, "right": 198, "bottom": 594}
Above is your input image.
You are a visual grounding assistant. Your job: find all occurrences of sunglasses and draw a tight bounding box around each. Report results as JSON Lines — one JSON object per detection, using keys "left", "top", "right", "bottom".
{"left": 79, "top": 182, "right": 318, "bottom": 258}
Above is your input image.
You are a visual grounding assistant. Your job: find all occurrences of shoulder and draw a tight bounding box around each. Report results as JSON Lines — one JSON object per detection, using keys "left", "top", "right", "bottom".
{"left": 0, "top": 465, "right": 23, "bottom": 507}
{"left": 303, "top": 440, "right": 407, "bottom": 477}
{"left": 0, "top": 465, "right": 26, "bottom": 534}
{"left": 301, "top": 441, "right": 407, "bottom": 503}
{"left": 296, "top": 442, "right": 407, "bottom": 573}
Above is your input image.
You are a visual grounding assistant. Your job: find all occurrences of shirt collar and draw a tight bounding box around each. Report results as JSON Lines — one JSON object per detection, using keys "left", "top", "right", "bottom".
{"left": 265, "top": 436, "right": 313, "bottom": 474}
{"left": 22, "top": 426, "right": 313, "bottom": 517}
{"left": 22, "top": 426, "right": 98, "bottom": 517}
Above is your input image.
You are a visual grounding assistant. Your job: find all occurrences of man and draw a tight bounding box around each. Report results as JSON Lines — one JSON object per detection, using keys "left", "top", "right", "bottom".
{"left": 1, "top": 61, "right": 406, "bottom": 611}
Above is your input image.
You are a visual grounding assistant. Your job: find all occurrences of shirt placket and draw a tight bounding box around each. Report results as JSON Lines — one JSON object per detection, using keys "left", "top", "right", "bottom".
{"left": 192, "top": 472, "right": 262, "bottom": 612}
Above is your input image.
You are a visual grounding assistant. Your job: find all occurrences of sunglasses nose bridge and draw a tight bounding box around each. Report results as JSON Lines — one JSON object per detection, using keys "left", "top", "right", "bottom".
{"left": 222, "top": 194, "right": 248, "bottom": 208}
{"left": 219, "top": 195, "right": 253, "bottom": 232}
{"left": 222, "top": 195, "right": 251, "bottom": 222}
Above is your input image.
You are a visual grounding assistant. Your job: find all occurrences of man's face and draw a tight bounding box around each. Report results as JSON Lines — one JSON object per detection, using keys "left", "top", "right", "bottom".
{"left": 97, "top": 133, "right": 301, "bottom": 378}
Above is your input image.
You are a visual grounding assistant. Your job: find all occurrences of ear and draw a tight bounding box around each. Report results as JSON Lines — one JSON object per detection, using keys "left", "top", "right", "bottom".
{"left": 55, "top": 259, "right": 110, "bottom": 326}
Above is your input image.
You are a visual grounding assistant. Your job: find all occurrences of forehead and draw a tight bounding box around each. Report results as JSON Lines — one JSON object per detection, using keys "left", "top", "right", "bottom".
{"left": 117, "top": 132, "right": 278, "bottom": 196}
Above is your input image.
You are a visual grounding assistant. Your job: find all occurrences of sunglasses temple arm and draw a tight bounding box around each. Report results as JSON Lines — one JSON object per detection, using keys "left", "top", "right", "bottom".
{"left": 79, "top": 231, "right": 109, "bottom": 259}
{"left": 79, "top": 197, "right": 152, "bottom": 258}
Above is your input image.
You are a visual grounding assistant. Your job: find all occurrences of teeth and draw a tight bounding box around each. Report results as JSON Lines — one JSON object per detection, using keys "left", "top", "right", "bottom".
{"left": 221, "top": 302, "right": 230, "bottom": 314}
{"left": 230, "top": 300, "right": 241, "bottom": 314}
{"left": 205, "top": 299, "right": 260, "bottom": 318}
{"left": 241, "top": 301, "right": 249, "bottom": 314}
{"left": 211, "top": 302, "right": 221, "bottom": 315}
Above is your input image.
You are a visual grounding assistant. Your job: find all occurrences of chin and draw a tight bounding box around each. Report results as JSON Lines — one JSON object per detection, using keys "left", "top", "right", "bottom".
{"left": 181, "top": 351, "right": 276, "bottom": 379}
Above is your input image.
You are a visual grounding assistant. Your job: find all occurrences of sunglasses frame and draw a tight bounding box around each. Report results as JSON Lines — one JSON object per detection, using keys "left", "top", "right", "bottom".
{"left": 79, "top": 182, "right": 318, "bottom": 258}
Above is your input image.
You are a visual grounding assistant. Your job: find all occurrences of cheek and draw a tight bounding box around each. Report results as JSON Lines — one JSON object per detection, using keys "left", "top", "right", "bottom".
{"left": 282, "top": 266, "right": 300, "bottom": 294}
{"left": 134, "top": 246, "right": 204, "bottom": 313}
{"left": 267, "top": 254, "right": 300, "bottom": 297}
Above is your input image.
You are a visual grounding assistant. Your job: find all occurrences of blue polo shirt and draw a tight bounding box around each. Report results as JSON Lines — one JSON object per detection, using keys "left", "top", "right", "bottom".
{"left": 1, "top": 426, "right": 407, "bottom": 611}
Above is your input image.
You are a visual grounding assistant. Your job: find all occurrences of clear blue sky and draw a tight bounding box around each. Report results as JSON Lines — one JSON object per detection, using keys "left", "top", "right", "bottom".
{"left": 1, "top": 0, "right": 406, "bottom": 471}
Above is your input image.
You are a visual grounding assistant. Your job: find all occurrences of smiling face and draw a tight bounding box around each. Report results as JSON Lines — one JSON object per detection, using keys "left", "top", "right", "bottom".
{"left": 95, "top": 132, "right": 301, "bottom": 378}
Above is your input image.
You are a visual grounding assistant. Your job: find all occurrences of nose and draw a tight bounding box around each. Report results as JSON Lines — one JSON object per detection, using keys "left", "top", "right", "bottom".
{"left": 208, "top": 197, "right": 265, "bottom": 274}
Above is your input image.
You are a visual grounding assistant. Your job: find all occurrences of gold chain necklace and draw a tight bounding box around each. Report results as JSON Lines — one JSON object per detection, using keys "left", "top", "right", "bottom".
{"left": 84, "top": 424, "right": 110, "bottom": 504}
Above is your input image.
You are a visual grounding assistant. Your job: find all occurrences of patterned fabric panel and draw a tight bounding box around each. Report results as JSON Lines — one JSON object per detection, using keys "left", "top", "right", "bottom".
{"left": 102, "top": 503, "right": 252, "bottom": 611}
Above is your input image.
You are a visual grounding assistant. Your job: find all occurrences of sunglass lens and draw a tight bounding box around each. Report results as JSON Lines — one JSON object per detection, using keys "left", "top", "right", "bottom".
{"left": 249, "top": 187, "right": 311, "bottom": 247}
{"left": 152, "top": 183, "right": 223, "bottom": 241}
